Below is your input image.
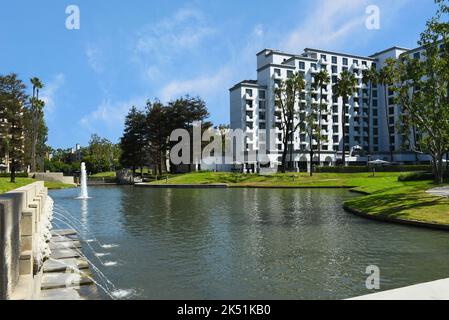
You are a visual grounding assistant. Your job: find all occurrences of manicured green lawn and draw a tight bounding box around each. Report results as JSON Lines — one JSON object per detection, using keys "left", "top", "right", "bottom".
{"left": 43, "top": 181, "right": 76, "bottom": 190}
{"left": 89, "top": 171, "right": 116, "bottom": 178}
{"left": 149, "top": 171, "right": 449, "bottom": 226}
{"left": 149, "top": 171, "right": 399, "bottom": 187}
{"left": 345, "top": 180, "right": 449, "bottom": 225}
{"left": 0, "top": 178, "right": 35, "bottom": 194}
{"left": 0, "top": 178, "right": 75, "bottom": 194}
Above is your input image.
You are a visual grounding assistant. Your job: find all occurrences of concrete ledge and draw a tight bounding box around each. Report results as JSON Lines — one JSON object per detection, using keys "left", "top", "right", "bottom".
{"left": 343, "top": 205, "right": 449, "bottom": 231}
{"left": 349, "top": 278, "right": 449, "bottom": 300}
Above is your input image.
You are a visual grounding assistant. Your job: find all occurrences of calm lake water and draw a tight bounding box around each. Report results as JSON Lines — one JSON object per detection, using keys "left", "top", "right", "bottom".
{"left": 50, "top": 186, "right": 449, "bottom": 300}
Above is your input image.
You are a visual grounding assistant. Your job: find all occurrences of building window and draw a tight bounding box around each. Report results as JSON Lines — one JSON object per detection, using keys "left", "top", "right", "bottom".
{"left": 342, "top": 66, "right": 348, "bottom": 72}
{"left": 332, "top": 66, "right": 338, "bottom": 74}
{"left": 343, "top": 58, "right": 348, "bottom": 66}
{"left": 362, "top": 61, "right": 367, "bottom": 66}
{"left": 259, "top": 90, "right": 266, "bottom": 100}
{"left": 332, "top": 75, "right": 338, "bottom": 83}
{"left": 332, "top": 56, "right": 337, "bottom": 64}
{"left": 274, "top": 68, "right": 281, "bottom": 76}
{"left": 259, "top": 112, "right": 265, "bottom": 120}
{"left": 299, "top": 61, "right": 305, "bottom": 69}
{"left": 311, "top": 63, "right": 317, "bottom": 70}
{"left": 353, "top": 59, "right": 359, "bottom": 66}
{"left": 321, "top": 54, "right": 327, "bottom": 61}
{"left": 259, "top": 101, "right": 266, "bottom": 109}
{"left": 246, "top": 89, "right": 253, "bottom": 97}
{"left": 287, "top": 70, "right": 294, "bottom": 78}
{"left": 260, "top": 123, "right": 266, "bottom": 129}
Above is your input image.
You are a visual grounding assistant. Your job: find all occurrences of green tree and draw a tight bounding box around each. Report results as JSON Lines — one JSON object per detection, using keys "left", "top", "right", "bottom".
{"left": 314, "top": 69, "right": 330, "bottom": 167}
{"left": 120, "top": 106, "right": 147, "bottom": 175}
{"left": 378, "top": 58, "right": 397, "bottom": 161}
{"left": 86, "top": 134, "right": 117, "bottom": 173}
{"left": 165, "top": 96, "right": 212, "bottom": 172}
{"left": 362, "top": 65, "right": 378, "bottom": 154}
{"left": 304, "top": 102, "right": 320, "bottom": 176}
{"left": 333, "top": 70, "right": 357, "bottom": 167}
{"left": 0, "top": 74, "right": 28, "bottom": 182}
{"left": 392, "top": 0, "right": 449, "bottom": 184}
{"left": 146, "top": 101, "right": 169, "bottom": 175}
{"left": 274, "top": 72, "right": 306, "bottom": 173}
{"left": 29, "top": 77, "right": 44, "bottom": 172}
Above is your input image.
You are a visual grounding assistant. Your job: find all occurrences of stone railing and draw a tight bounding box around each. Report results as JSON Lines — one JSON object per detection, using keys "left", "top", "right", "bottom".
{"left": 0, "top": 182, "right": 53, "bottom": 300}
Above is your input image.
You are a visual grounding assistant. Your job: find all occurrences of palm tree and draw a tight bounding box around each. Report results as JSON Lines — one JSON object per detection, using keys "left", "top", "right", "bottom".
{"left": 362, "top": 65, "right": 378, "bottom": 155}
{"left": 378, "top": 59, "right": 396, "bottom": 162}
{"left": 314, "top": 69, "right": 330, "bottom": 167}
{"left": 30, "top": 77, "right": 43, "bottom": 172}
{"left": 333, "top": 70, "right": 357, "bottom": 166}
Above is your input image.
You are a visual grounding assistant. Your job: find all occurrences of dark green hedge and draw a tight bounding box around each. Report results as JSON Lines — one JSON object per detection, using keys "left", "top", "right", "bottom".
{"left": 0, "top": 172, "right": 29, "bottom": 178}
{"left": 315, "top": 165, "right": 432, "bottom": 173}
{"left": 398, "top": 172, "right": 435, "bottom": 181}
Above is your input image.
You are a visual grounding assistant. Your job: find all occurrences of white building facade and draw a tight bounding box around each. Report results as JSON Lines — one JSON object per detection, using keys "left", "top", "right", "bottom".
{"left": 230, "top": 46, "right": 431, "bottom": 172}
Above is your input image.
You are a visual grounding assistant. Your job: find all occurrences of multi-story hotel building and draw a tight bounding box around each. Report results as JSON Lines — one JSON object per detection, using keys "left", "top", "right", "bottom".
{"left": 230, "top": 46, "right": 431, "bottom": 172}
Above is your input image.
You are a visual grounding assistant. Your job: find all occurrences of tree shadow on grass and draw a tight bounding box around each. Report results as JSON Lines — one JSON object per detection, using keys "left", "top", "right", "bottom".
{"left": 347, "top": 189, "right": 449, "bottom": 221}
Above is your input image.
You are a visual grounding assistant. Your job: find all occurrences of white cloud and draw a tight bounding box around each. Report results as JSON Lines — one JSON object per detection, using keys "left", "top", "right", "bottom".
{"left": 146, "top": 65, "right": 162, "bottom": 82}
{"left": 80, "top": 97, "right": 147, "bottom": 132}
{"left": 134, "top": 7, "right": 215, "bottom": 60}
{"left": 253, "top": 24, "right": 264, "bottom": 38}
{"left": 281, "top": 0, "right": 370, "bottom": 52}
{"left": 86, "top": 46, "right": 104, "bottom": 74}
{"left": 40, "top": 73, "right": 65, "bottom": 113}
{"left": 159, "top": 67, "right": 233, "bottom": 103}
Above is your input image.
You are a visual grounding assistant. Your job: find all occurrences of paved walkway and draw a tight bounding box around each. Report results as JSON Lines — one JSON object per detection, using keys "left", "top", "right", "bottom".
{"left": 40, "top": 229, "right": 99, "bottom": 300}
{"left": 427, "top": 187, "right": 449, "bottom": 197}
{"left": 349, "top": 278, "right": 449, "bottom": 300}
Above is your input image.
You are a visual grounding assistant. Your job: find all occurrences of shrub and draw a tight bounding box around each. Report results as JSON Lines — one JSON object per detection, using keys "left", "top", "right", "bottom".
{"left": 398, "top": 171, "right": 435, "bottom": 181}
{"left": 316, "top": 165, "right": 432, "bottom": 174}
{"left": 0, "top": 172, "right": 28, "bottom": 178}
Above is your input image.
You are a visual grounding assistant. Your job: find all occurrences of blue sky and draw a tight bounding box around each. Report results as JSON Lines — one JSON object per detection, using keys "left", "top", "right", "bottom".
{"left": 0, "top": 0, "right": 436, "bottom": 148}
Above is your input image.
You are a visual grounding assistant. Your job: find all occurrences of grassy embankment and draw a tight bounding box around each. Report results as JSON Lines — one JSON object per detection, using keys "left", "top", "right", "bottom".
{"left": 149, "top": 171, "right": 449, "bottom": 226}
{"left": 0, "top": 178, "right": 75, "bottom": 194}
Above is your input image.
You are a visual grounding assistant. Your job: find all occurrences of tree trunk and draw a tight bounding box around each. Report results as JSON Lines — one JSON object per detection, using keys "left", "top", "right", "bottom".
{"left": 281, "top": 122, "right": 291, "bottom": 173}
{"left": 309, "top": 133, "right": 314, "bottom": 177}
{"left": 341, "top": 96, "right": 347, "bottom": 166}
{"left": 413, "top": 126, "right": 419, "bottom": 163}
{"left": 435, "top": 153, "right": 444, "bottom": 185}
{"left": 384, "top": 86, "right": 393, "bottom": 162}
{"left": 281, "top": 136, "right": 288, "bottom": 173}
{"left": 368, "top": 82, "right": 372, "bottom": 154}
{"left": 318, "top": 87, "right": 323, "bottom": 167}
{"left": 10, "top": 161, "right": 16, "bottom": 183}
